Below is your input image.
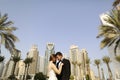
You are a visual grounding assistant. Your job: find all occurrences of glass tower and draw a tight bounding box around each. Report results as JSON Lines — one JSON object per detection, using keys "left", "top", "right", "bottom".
{"left": 44, "top": 43, "right": 55, "bottom": 75}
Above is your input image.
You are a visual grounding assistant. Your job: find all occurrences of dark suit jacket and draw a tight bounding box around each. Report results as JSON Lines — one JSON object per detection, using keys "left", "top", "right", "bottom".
{"left": 56, "top": 61, "right": 61, "bottom": 80}
{"left": 60, "top": 58, "right": 71, "bottom": 80}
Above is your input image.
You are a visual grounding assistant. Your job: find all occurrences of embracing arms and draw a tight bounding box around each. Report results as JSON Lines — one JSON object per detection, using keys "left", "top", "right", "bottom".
{"left": 51, "top": 62, "right": 63, "bottom": 74}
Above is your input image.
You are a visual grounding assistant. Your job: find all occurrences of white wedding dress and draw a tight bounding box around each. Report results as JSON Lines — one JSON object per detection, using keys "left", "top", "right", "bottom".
{"left": 48, "top": 62, "right": 58, "bottom": 80}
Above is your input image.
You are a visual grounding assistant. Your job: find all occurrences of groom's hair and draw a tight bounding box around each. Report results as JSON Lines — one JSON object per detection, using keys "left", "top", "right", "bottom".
{"left": 56, "top": 52, "right": 63, "bottom": 56}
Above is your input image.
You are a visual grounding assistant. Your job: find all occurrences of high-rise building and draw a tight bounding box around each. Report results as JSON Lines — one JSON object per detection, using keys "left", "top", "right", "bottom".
{"left": 69, "top": 45, "right": 81, "bottom": 80}
{"left": 90, "top": 70, "right": 96, "bottom": 80}
{"left": 1, "top": 59, "right": 14, "bottom": 79}
{"left": 44, "top": 43, "right": 55, "bottom": 75}
{"left": 39, "top": 56, "right": 45, "bottom": 73}
{"left": 81, "top": 49, "right": 90, "bottom": 79}
{"left": 115, "top": 70, "right": 120, "bottom": 80}
{"left": 27, "top": 45, "right": 39, "bottom": 79}
{"left": 14, "top": 50, "right": 21, "bottom": 76}
{"left": 1, "top": 49, "right": 21, "bottom": 79}
{"left": 69, "top": 45, "right": 92, "bottom": 80}
{"left": 15, "top": 60, "right": 25, "bottom": 80}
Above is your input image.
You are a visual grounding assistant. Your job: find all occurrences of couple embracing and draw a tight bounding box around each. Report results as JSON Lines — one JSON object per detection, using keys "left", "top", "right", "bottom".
{"left": 47, "top": 52, "right": 71, "bottom": 80}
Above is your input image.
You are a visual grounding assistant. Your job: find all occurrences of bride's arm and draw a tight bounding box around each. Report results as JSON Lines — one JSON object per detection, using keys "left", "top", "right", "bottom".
{"left": 51, "top": 63, "right": 63, "bottom": 74}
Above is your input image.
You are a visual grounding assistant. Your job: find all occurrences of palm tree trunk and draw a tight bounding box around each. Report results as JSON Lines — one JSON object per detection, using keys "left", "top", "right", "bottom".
{"left": 107, "top": 63, "right": 112, "bottom": 80}
{"left": 97, "top": 65, "right": 101, "bottom": 80}
{"left": 26, "top": 64, "right": 30, "bottom": 80}
{"left": 101, "top": 68, "right": 105, "bottom": 80}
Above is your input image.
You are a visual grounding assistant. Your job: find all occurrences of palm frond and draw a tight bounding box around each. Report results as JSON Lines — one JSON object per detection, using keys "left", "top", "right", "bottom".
{"left": 0, "top": 33, "right": 18, "bottom": 53}
{"left": 0, "top": 13, "right": 19, "bottom": 54}
{"left": 108, "top": 38, "right": 117, "bottom": 47}
{"left": 94, "top": 59, "right": 101, "bottom": 66}
{"left": 13, "top": 56, "right": 20, "bottom": 62}
{"left": 0, "top": 14, "right": 8, "bottom": 25}
{"left": 115, "top": 55, "right": 120, "bottom": 62}
{"left": 114, "top": 39, "right": 120, "bottom": 56}
{"left": 97, "top": 9, "right": 120, "bottom": 56}
{"left": 7, "top": 33, "right": 19, "bottom": 42}
{"left": 0, "top": 21, "right": 13, "bottom": 26}
{"left": 97, "top": 25, "right": 117, "bottom": 38}
{"left": 102, "top": 56, "right": 111, "bottom": 64}
{"left": 113, "top": 0, "right": 120, "bottom": 7}
{"left": 100, "top": 37, "right": 116, "bottom": 49}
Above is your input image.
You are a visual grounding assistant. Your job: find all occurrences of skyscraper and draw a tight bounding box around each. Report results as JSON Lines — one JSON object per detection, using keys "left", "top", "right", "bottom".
{"left": 1, "top": 59, "right": 14, "bottom": 79}
{"left": 16, "top": 60, "right": 25, "bottom": 80}
{"left": 27, "top": 45, "right": 39, "bottom": 77}
{"left": 39, "top": 55, "right": 45, "bottom": 73}
{"left": 1, "top": 49, "right": 21, "bottom": 79}
{"left": 69, "top": 45, "right": 81, "bottom": 80}
{"left": 69, "top": 45, "right": 92, "bottom": 80}
{"left": 81, "top": 49, "right": 89, "bottom": 79}
{"left": 44, "top": 43, "right": 55, "bottom": 75}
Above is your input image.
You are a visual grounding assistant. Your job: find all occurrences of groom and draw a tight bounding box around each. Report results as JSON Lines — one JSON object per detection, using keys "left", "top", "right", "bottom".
{"left": 56, "top": 52, "right": 71, "bottom": 80}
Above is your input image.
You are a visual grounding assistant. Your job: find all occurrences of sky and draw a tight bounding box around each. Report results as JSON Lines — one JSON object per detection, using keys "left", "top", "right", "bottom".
{"left": 0, "top": 0, "right": 115, "bottom": 78}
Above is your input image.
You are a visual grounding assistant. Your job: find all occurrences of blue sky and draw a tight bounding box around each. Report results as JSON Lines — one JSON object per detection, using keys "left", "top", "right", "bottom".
{"left": 0, "top": 0, "right": 114, "bottom": 77}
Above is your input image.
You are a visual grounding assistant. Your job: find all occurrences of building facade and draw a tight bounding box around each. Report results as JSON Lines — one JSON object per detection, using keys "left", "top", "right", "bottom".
{"left": 1, "top": 59, "right": 14, "bottom": 79}
{"left": 15, "top": 60, "right": 25, "bottom": 80}
{"left": 27, "top": 45, "right": 39, "bottom": 79}
{"left": 1, "top": 49, "right": 21, "bottom": 79}
{"left": 39, "top": 56, "right": 45, "bottom": 73}
{"left": 44, "top": 43, "right": 55, "bottom": 75}
{"left": 69, "top": 45, "right": 80, "bottom": 80}
{"left": 69, "top": 45, "right": 92, "bottom": 80}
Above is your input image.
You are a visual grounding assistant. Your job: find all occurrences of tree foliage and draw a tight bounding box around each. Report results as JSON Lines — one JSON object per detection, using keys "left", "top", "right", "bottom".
{"left": 97, "top": 9, "right": 120, "bottom": 56}
{"left": 34, "top": 72, "right": 46, "bottom": 80}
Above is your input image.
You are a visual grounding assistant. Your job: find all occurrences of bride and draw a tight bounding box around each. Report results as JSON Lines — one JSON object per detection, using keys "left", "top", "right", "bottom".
{"left": 47, "top": 54, "right": 63, "bottom": 80}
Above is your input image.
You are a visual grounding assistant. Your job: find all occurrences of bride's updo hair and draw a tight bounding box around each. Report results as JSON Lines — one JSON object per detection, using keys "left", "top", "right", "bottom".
{"left": 49, "top": 54, "right": 56, "bottom": 61}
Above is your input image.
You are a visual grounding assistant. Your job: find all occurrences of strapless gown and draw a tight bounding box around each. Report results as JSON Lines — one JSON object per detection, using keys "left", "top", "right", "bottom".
{"left": 48, "top": 69, "right": 58, "bottom": 80}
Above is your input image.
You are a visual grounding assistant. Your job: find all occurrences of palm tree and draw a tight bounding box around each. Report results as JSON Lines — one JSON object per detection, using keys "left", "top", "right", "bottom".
{"left": 12, "top": 56, "right": 20, "bottom": 75}
{"left": 23, "top": 57, "right": 33, "bottom": 80}
{"left": 86, "top": 58, "right": 91, "bottom": 80}
{"left": 115, "top": 55, "right": 120, "bottom": 63}
{"left": 0, "top": 13, "right": 18, "bottom": 54}
{"left": 94, "top": 59, "right": 101, "bottom": 80}
{"left": 101, "top": 68, "right": 105, "bottom": 80}
{"left": 97, "top": 8, "right": 120, "bottom": 56}
{"left": 102, "top": 56, "right": 112, "bottom": 80}
{"left": 9, "top": 48, "right": 21, "bottom": 80}
{"left": 23, "top": 60, "right": 27, "bottom": 80}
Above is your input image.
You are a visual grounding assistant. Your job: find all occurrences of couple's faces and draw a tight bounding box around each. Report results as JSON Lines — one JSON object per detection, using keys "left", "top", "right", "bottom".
{"left": 52, "top": 55, "right": 62, "bottom": 62}
{"left": 56, "top": 55, "right": 62, "bottom": 61}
